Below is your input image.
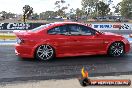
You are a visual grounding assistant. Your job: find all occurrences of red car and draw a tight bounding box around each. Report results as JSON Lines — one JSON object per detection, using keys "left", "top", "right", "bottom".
{"left": 14, "top": 22, "right": 130, "bottom": 61}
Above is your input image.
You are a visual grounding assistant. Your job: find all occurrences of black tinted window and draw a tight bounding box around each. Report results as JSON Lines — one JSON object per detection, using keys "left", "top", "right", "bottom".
{"left": 80, "top": 26, "right": 95, "bottom": 35}
{"left": 68, "top": 24, "right": 95, "bottom": 35}
{"left": 68, "top": 25, "right": 81, "bottom": 35}
{"left": 48, "top": 25, "right": 67, "bottom": 34}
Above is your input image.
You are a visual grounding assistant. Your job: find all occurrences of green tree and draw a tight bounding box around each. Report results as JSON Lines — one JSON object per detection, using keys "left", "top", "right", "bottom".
{"left": 7, "top": 12, "right": 16, "bottom": 18}
{"left": 113, "top": 2, "right": 121, "bottom": 14}
{"left": 120, "top": 0, "right": 132, "bottom": 18}
{"left": 54, "top": 0, "right": 69, "bottom": 17}
{"left": 39, "top": 12, "right": 45, "bottom": 20}
{"left": 23, "top": 5, "right": 33, "bottom": 22}
{"left": 68, "top": 8, "right": 76, "bottom": 19}
{"left": 81, "top": 0, "right": 99, "bottom": 17}
{"left": 75, "top": 8, "right": 84, "bottom": 18}
{"left": 32, "top": 13, "right": 39, "bottom": 20}
{"left": 69, "top": 8, "right": 75, "bottom": 15}
{"left": 39, "top": 11, "right": 56, "bottom": 20}
{"left": 0, "top": 11, "right": 7, "bottom": 19}
{"left": 0, "top": 11, "right": 16, "bottom": 19}
{"left": 96, "top": 1, "right": 110, "bottom": 16}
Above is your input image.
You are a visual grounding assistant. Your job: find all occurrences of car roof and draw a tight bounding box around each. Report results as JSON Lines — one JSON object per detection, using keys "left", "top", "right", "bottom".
{"left": 51, "top": 22, "right": 86, "bottom": 26}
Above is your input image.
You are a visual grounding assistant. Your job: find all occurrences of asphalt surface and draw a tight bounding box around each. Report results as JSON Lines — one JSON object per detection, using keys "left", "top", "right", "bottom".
{"left": 0, "top": 45, "right": 132, "bottom": 83}
{"left": 0, "top": 30, "right": 132, "bottom": 83}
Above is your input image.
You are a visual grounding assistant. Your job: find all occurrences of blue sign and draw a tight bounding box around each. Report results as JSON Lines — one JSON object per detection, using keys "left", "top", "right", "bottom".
{"left": 94, "top": 24, "right": 112, "bottom": 29}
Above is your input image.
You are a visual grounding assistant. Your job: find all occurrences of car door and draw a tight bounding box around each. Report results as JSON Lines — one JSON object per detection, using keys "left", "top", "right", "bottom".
{"left": 79, "top": 25, "right": 104, "bottom": 54}
{"left": 47, "top": 25, "right": 76, "bottom": 55}
{"left": 67, "top": 24, "right": 104, "bottom": 54}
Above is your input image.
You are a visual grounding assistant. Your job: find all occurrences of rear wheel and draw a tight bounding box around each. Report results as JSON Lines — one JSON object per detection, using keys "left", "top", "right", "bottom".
{"left": 35, "top": 45, "right": 55, "bottom": 61}
{"left": 108, "top": 42, "right": 125, "bottom": 57}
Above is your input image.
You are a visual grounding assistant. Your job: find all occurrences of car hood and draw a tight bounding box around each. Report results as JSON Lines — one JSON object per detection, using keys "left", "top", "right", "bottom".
{"left": 103, "top": 32, "right": 122, "bottom": 37}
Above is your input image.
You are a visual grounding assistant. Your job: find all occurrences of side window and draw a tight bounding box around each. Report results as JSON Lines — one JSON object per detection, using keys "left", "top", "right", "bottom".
{"left": 79, "top": 26, "right": 95, "bottom": 35}
{"left": 48, "top": 25, "right": 67, "bottom": 34}
{"left": 68, "top": 24, "right": 95, "bottom": 36}
{"left": 68, "top": 25, "right": 81, "bottom": 35}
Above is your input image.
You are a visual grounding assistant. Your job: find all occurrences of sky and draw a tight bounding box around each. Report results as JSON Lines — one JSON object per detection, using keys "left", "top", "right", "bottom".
{"left": 0, "top": 0, "right": 122, "bottom": 14}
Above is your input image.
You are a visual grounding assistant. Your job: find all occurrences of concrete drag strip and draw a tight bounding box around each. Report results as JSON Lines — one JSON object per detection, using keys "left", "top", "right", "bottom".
{"left": 0, "top": 75, "right": 132, "bottom": 88}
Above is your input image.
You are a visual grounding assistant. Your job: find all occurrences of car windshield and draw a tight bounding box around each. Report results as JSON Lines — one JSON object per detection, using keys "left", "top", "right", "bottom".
{"left": 32, "top": 23, "right": 52, "bottom": 32}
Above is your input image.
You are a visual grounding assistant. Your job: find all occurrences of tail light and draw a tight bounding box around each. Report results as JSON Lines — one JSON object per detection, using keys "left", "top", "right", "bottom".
{"left": 16, "top": 37, "right": 24, "bottom": 44}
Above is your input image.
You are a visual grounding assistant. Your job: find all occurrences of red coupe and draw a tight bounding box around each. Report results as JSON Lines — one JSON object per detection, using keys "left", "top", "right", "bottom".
{"left": 14, "top": 22, "right": 130, "bottom": 61}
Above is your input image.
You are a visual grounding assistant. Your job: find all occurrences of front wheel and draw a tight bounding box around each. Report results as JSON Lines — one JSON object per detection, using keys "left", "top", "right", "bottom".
{"left": 108, "top": 42, "right": 125, "bottom": 57}
{"left": 35, "top": 45, "right": 55, "bottom": 61}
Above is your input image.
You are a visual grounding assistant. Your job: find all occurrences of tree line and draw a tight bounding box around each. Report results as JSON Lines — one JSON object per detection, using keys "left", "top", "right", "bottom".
{"left": 0, "top": 0, "right": 131, "bottom": 21}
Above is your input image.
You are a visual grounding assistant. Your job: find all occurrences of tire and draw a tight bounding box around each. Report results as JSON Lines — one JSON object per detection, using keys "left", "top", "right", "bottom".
{"left": 108, "top": 42, "right": 125, "bottom": 57}
{"left": 35, "top": 45, "right": 55, "bottom": 61}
